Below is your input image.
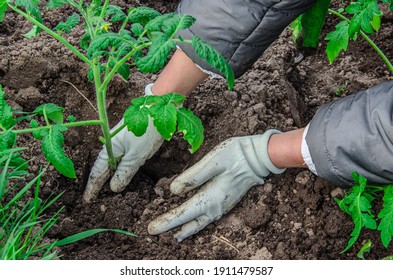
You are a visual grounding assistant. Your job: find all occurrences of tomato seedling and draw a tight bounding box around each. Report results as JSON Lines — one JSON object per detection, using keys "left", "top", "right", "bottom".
{"left": 0, "top": 0, "right": 234, "bottom": 178}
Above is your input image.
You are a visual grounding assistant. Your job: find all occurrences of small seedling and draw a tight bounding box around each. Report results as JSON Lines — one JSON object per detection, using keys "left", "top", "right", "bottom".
{"left": 335, "top": 172, "right": 393, "bottom": 253}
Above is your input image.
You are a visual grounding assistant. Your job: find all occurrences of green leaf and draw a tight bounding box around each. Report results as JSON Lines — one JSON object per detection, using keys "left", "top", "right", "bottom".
{"left": 104, "top": 5, "right": 126, "bottom": 22}
{"left": 145, "top": 13, "right": 176, "bottom": 32}
{"left": 136, "top": 33, "right": 175, "bottom": 73}
{"left": 87, "top": 32, "right": 123, "bottom": 58}
{"left": 347, "top": 0, "right": 382, "bottom": 37}
{"left": 124, "top": 104, "right": 149, "bottom": 137}
{"left": 377, "top": 185, "right": 393, "bottom": 248}
{"left": 46, "top": 0, "right": 67, "bottom": 10}
{"left": 80, "top": 33, "right": 91, "bottom": 50}
{"left": 34, "top": 103, "right": 64, "bottom": 124}
{"left": 357, "top": 239, "right": 372, "bottom": 259}
{"left": 131, "top": 23, "right": 144, "bottom": 37}
{"left": 42, "top": 124, "right": 76, "bottom": 178}
{"left": 53, "top": 228, "right": 137, "bottom": 247}
{"left": 161, "top": 14, "right": 196, "bottom": 37}
{"left": 192, "top": 36, "right": 235, "bottom": 90}
{"left": 16, "top": 0, "right": 42, "bottom": 22}
{"left": 0, "top": 85, "right": 16, "bottom": 130}
{"left": 148, "top": 102, "right": 177, "bottom": 141}
{"left": 128, "top": 7, "right": 161, "bottom": 25}
{"left": 54, "top": 14, "right": 80, "bottom": 34}
{"left": 22, "top": 25, "right": 40, "bottom": 38}
{"left": 177, "top": 108, "right": 204, "bottom": 153}
{"left": 0, "top": 0, "right": 7, "bottom": 23}
{"left": 0, "top": 130, "right": 16, "bottom": 151}
{"left": 325, "top": 21, "right": 349, "bottom": 63}
{"left": 337, "top": 172, "right": 377, "bottom": 253}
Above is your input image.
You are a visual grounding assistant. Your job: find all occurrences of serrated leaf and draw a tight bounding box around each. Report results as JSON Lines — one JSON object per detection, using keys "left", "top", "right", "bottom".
{"left": 34, "top": 103, "right": 64, "bottom": 124}
{"left": 87, "top": 32, "right": 123, "bottom": 58}
{"left": 16, "top": 0, "right": 42, "bottom": 22}
{"left": 0, "top": 130, "right": 16, "bottom": 150}
{"left": 0, "top": 85, "right": 16, "bottom": 130}
{"left": 145, "top": 13, "right": 176, "bottom": 32}
{"left": 347, "top": 0, "right": 382, "bottom": 37}
{"left": 148, "top": 102, "right": 177, "bottom": 140}
{"left": 54, "top": 14, "right": 80, "bottom": 34}
{"left": 0, "top": 0, "right": 7, "bottom": 23}
{"left": 104, "top": 5, "right": 126, "bottom": 22}
{"left": 325, "top": 21, "right": 349, "bottom": 63}
{"left": 32, "top": 128, "right": 48, "bottom": 141}
{"left": 128, "top": 7, "right": 161, "bottom": 25}
{"left": 136, "top": 33, "right": 175, "bottom": 73}
{"left": 377, "top": 185, "right": 393, "bottom": 248}
{"left": 192, "top": 36, "right": 234, "bottom": 90}
{"left": 131, "top": 23, "right": 144, "bottom": 37}
{"left": 124, "top": 105, "right": 149, "bottom": 137}
{"left": 42, "top": 125, "right": 76, "bottom": 178}
{"left": 46, "top": 0, "right": 67, "bottom": 10}
{"left": 80, "top": 33, "right": 90, "bottom": 50}
{"left": 177, "top": 108, "right": 204, "bottom": 153}
{"left": 337, "top": 172, "right": 378, "bottom": 253}
{"left": 161, "top": 14, "right": 196, "bottom": 37}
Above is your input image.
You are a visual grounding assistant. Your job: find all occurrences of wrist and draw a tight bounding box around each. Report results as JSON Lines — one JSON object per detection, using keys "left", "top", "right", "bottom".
{"left": 267, "top": 128, "right": 305, "bottom": 169}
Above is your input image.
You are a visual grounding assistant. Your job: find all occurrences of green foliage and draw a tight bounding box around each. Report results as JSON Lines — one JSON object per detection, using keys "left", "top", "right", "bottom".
{"left": 336, "top": 172, "right": 393, "bottom": 254}
{"left": 53, "top": 13, "right": 80, "bottom": 34}
{"left": 1, "top": 1, "right": 233, "bottom": 178}
{"left": 42, "top": 125, "right": 76, "bottom": 179}
{"left": 292, "top": 0, "right": 331, "bottom": 50}
{"left": 0, "top": 149, "right": 136, "bottom": 259}
{"left": 0, "top": 0, "right": 7, "bottom": 22}
{"left": 124, "top": 93, "right": 204, "bottom": 153}
{"left": 325, "top": 21, "right": 349, "bottom": 63}
{"left": 324, "top": 0, "right": 393, "bottom": 72}
{"left": 192, "top": 36, "right": 235, "bottom": 90}
{"left": 0, "top": 84, "right": 15, "bottom": 130}
{"left": 377, "top": 185, "right": 393, "bottom": 247}
{"left": 356, "top": 239, "right": 372, "bottom": 259}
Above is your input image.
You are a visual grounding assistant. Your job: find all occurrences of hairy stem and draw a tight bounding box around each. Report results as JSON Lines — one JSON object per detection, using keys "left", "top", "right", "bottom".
{"left": 12, "top": 120, "right": 103, "bottom": 134}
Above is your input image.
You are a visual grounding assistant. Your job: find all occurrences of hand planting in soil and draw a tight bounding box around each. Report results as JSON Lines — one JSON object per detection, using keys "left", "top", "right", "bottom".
{"left": 0, "top": 0, "right": 233, "bottom": 179}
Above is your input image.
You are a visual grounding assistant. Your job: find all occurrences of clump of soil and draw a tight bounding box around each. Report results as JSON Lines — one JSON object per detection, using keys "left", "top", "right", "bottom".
{"left": 1, "top": 0, "right": 392, "bottom": 259}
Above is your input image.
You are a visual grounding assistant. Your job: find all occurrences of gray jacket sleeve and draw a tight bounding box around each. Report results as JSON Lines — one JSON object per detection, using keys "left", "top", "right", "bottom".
{"left": 176, "top": 0, "right": 316, "bottom": 78}
{"left": 305, "top": 81, "right": 393, "bottom": 187}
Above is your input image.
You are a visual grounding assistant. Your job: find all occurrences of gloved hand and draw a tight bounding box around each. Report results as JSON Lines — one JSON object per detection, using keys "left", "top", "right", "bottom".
{"left": 83, "top": 84, "right": 164, "bottom": 203}
{"left": 148, "top": 130, "right": 286, "bottom": 241}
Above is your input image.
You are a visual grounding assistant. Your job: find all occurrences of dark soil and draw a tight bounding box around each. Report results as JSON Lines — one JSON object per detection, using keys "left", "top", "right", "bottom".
{"left": 1, "top": 0, "right": 393, "bottom": 260}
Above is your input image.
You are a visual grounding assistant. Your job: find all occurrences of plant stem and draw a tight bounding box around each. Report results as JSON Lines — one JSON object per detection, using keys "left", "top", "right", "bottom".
{"left": 8, "top": 4, "right": 93, "bottom": 69}
{"left": 12, "top": 120, "right": 103, "bottom": 134}
{"left": 110, "top": 123, "right": 127, "bottom": 138}
{"left": 99, "top": 42, "right": 151, "bottom": 93}
{"left": 92, "top": 62, "right": 117, "bottom": 169}
{"left": 328, "top": 8, "right": 393, "bottom": 74}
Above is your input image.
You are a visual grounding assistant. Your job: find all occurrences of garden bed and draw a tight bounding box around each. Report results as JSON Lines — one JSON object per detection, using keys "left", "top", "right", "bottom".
{"left": 1, "top": 0, "right": 393, "bottom": 259}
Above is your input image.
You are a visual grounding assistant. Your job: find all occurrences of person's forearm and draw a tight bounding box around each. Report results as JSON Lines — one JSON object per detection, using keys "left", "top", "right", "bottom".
{"left": 268, "top": 128, "right": 306, "bottom": 169}
{"left": 152, "top": 49, "right": 208, "bottom": 96}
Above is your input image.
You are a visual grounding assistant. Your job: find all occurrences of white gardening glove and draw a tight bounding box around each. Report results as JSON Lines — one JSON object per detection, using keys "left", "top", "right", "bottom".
{"left": 148, "top": 130, "right": 286, "bottom": 241}
{"left": 83, "top": 84, "right": 164, "bottom": 203}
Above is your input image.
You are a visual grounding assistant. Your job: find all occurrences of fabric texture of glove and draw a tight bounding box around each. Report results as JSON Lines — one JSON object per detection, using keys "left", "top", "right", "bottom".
{"left": 83, "top": 84, "right": 164, "bottom": 203}
{"left": 148, "top": 130, "right": 285, "bottom": 241}
{"left": 305, "top": 81, "right": 393, "bottom": 186}
{"left": 176, "top": 0, "right": 316, "bottom": 78}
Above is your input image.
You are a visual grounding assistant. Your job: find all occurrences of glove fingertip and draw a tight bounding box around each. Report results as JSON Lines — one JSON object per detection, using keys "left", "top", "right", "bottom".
{"left": 170, "top": 177, "right": 196, "bottom": 195}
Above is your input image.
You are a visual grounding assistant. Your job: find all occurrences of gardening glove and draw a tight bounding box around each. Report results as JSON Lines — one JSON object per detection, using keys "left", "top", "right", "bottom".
{"left": 83, "top": 84, "right": 164, "bottom": 203}
{"left": 148, "top": 130, "right": 286, "bottom": 242}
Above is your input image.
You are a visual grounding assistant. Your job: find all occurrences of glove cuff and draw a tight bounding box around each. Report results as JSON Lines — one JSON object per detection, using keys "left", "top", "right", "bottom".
{"left": 145, "top": 83, "right": 154, "bottom": 96}
{"left": 260, "top": 129, "right": 286, "bottom": 175}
